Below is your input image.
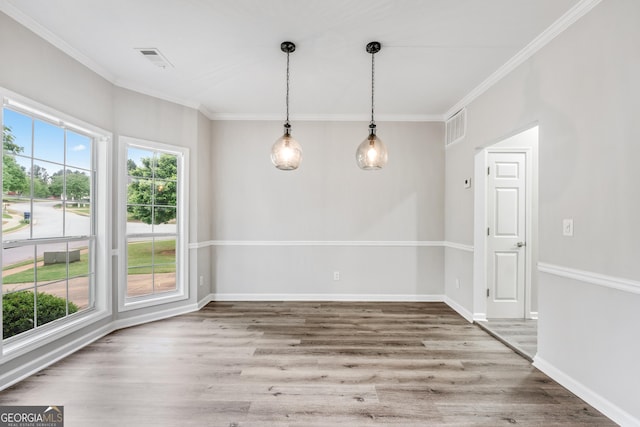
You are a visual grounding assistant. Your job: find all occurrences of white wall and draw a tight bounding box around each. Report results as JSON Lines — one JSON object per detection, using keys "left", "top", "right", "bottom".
{"left": 112, "top": 87, "right": 204, "bottom": 320}
{"left": 210, "top": 120, "right": 445, "bottom": 299}
{"left": 196, "top": 112, "right": 213, "bottom": 301}
{"left": 444, "top": 0, "right": 640, "bottom": 424}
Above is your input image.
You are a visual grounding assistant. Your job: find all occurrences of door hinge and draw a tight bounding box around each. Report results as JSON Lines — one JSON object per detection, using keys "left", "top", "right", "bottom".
{"left": 487, "top": 166, "right": 490, "bottom": 175}
{"left": 486, "top": 288, "right": 490, "bottom": 298}
{"left": 487, "top": 227, "right": 490, "bottom": 236}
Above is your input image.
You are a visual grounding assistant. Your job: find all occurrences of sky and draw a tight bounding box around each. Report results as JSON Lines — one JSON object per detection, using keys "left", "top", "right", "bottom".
{"left": 3, "top": 107, "right": 92, "bottom": 175}
{"left": 3, "top": 107, "right": 178, "bottom": 184}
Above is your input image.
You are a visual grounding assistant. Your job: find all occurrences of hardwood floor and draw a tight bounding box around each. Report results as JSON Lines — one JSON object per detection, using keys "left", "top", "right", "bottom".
{"left": 0, "top": 302, "right": 614, "bottom": 426}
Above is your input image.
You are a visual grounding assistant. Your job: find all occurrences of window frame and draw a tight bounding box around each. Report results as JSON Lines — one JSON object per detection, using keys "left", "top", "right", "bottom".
{"left": 0, "top": 89, "right": 112, "bottom": 362}
{"left": 118, "top": 136, "right": 189, "bottom": 312}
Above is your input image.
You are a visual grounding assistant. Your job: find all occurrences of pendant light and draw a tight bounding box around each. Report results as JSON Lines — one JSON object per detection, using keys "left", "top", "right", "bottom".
{"left": 271, "top": 41, "right": 302, "bottom": 171}
{"left": 356, "top": 41, "right": 388, "bottom": 170}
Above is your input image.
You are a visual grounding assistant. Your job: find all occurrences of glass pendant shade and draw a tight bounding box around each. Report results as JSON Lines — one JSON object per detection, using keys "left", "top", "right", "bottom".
{"left": 356, "top": 133, "right": 388, "bottom": 170}
{"left": 272, "top": 41, "right": 302, "bottom": 171}
{"left": 271, "top": 131, "right": 302, "bottom": 170}
{"left": 357, "top": 41, "right": 387, "bottom": 170}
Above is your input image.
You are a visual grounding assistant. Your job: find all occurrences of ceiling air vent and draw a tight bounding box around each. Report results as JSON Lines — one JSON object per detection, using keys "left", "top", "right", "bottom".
{"left": 135, "top": 48, "right": 173, "bottom": 69}
{"left": 445, "top": 107, "right": 466, "bottom": 147}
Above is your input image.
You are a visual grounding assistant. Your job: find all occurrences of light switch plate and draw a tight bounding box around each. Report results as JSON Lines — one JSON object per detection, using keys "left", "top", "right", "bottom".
{"left": 464, "top": 178, "right": 472, "bottom": 189}
{"left": 563, "top": 218, "right": 574, "bottom": 236}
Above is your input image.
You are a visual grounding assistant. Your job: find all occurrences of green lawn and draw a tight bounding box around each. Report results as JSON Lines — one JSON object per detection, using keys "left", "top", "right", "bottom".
{"left": 3, "top": 240, "right": 176, "bottom": 284}
{"left": 3, "top": 252, "right": 90, "bottom": 283}
{"left": 127, "top": 239, "right": 176, "bottom": 274}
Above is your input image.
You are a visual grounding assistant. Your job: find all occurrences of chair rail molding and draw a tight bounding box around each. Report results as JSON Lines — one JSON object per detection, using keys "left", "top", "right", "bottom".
{"left": 538, "top": 262, "right": 640, "bottom": 295}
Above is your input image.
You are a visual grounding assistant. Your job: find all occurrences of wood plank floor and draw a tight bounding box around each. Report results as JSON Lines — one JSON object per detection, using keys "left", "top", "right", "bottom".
{"left": 0, "top": 302, "right": 614, "bottom": 426}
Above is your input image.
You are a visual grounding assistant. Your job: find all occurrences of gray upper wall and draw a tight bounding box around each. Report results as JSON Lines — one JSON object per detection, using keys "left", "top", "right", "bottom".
{"left": 210, "top": 120, "right": 444, "bottom": 242}
{"left": 0, "top": 11, "right": 113, "bottom": 130}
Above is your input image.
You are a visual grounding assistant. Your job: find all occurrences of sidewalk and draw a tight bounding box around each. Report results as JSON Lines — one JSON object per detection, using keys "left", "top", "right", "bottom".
{"left": 2, "top": 208, "right": 28, "bottom": 234}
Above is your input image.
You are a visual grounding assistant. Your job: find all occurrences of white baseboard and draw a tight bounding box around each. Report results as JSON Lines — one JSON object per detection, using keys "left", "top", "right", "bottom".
{"left": 111, "top": 301, "right": 200, "bottom": 331}
{"left": 473, "top": 313, "right": 487, "bottom": 322}
{"left": 533, "top": 356, "right": 639, "bottom": 427}
{"left": 444, "top": 296, "right": 474, "bottom": 322}
{"left": 197, "top": 293, "right": 216, "bottom": 309}
{"left": 211, "top": 293, "right": 445, "bottom": 302}
{"left": 529, "top": 311, "right": 538, "bottom": 320}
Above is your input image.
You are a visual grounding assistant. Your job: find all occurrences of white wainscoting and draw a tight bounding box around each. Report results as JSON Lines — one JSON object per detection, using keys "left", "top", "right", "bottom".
{"left": 536, "top": 263, "right": 640, "bottom": 426}
{"left": 190, "top": 240, "right": 447, "bottom": 248}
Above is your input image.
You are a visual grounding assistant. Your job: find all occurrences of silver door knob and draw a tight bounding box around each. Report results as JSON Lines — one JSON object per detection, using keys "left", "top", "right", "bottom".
{"left": 516, "top": 241, "right": 526, "bottom": 248}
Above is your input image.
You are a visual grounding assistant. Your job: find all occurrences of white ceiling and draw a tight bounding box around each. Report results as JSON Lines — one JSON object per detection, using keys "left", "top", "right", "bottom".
{"left": 2, "top": 0, "right": 584, "bottom": 121}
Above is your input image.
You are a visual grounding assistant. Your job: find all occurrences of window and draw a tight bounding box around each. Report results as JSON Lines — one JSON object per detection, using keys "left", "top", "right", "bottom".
{"left": 1, "top": 92, "right": 111, "bottom": 354}
{"left": 120, "top": 137, "right": 188, "bottom": 310}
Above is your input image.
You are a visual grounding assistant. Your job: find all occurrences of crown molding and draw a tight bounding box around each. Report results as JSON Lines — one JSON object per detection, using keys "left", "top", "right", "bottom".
{"left": 113, "top": 78, "right": 201, "bottom": 111}
{"left": 208, "top": 113, "right": 444, "bottom": 122}
{"left": 444, "top": 0, "right": 603, "bottom": 119}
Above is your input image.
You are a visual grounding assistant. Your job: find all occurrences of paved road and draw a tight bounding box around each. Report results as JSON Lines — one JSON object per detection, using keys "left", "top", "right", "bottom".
{"left": 3, "top": 200, "right": 175, "bottom": 265}
{"left": 3, "top": 200, "right": 91, "bottom": 265}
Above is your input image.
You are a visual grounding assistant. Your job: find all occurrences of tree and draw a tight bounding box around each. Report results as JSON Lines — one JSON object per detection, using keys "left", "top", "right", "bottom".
{"left": 49, "top": 169, "right": 90, "bottom": 203}
{"left": 30, "top": 164, "right": 50, "bottom": 198}
{"left": 66, "top": 171, "right": 90, "bottom": 201}
{"left": 127, "top": 153, "right": 177, "bottom": 224}
{"left": 2, "top": 126, "right": 29, "bottom": 195}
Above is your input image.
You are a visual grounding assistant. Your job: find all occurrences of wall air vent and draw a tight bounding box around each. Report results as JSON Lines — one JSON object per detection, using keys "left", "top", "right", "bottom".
{"left": 445, "top": 107, "right": 466, "bottom": 147}
{"left": 134, "top": 48, "right": 173, "bottom": 69}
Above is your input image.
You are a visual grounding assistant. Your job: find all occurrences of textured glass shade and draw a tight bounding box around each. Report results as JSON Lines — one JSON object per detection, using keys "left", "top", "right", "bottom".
{"left": 356, "top": 134, "right": 388, "bottom": 170}
{"left": 271, "top": 134, "right": 302, "bottom": 170}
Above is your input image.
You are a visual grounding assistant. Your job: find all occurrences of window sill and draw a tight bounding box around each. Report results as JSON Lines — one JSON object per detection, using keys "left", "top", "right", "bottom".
{"left": 1, "top": 308, "right": 111, "bottom": 364}
{"left": 119, "top": 290, "right": 188, "bottom": 312}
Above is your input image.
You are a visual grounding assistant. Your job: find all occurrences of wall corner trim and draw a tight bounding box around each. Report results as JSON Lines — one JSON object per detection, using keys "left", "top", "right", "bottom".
{"left": 443, "top": 241, "right": 474, "bottom": 252}
{"left": 444, "top": 296, "right": 474, "bottom": 322}
{"left": 533, "top": 356, "right": 639, "bottom": 427}
{"left": 197, "top": 293, "right": 216, "bottom": 310}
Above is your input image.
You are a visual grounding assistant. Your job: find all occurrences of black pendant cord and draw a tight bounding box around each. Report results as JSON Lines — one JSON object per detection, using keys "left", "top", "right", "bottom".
{"left": 370, "top": 51, "right": 375, "bottom": 127}
{"left": 285, "top": 49, "right": 290, "bottom": 128}
{"left": 279, "top": 41, "right": 295, "bottom": 136}
{"left": 365, "top": 41, "right": 380, "bottom": 136}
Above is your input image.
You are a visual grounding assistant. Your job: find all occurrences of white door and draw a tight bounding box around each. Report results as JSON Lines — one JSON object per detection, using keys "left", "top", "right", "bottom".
{"left": 486, "top": 152, "right": 526, "bottom": 318}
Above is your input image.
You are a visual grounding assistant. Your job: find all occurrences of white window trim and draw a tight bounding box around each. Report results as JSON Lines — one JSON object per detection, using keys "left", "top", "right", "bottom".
{"left": 118, "top": 136, "right": 189, "bottom": 312}
{"left": 0, "top": 88, "right": 112, "bottom": 363}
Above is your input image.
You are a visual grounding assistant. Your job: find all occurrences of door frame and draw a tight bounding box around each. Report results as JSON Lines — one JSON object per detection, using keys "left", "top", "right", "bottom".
{"left": 473, "top": 126, "right": 538, "bottom": 320}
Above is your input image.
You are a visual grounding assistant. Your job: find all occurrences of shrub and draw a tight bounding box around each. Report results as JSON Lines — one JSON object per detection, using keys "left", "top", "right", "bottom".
{"left": 2, "top": 291, "right": 78, "bottom": 339}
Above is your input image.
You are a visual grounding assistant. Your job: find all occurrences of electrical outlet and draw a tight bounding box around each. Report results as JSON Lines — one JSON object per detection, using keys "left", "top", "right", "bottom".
{"left": 333, "top": 271, "right": 340, "bottom": 281}
{"left": 199, "top": 275, "right": 204, "bottom": 287}
{"left": 562, "top": 219, "right": 574, "bottom": 237}
{"left": 455, "top": 278, "right": 460, "bottom": 289}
